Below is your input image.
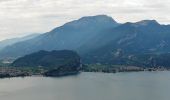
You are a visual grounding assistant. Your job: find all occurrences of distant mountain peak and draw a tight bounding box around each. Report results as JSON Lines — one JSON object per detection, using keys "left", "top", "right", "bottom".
{"left": 63, "top": 15, "right": 118, "bottom": 28}
{"left": 79, "top": 15, "right": 117, "bottom": 23}
{"left": 135, "top": 20, "right": 160, "bottom": 26}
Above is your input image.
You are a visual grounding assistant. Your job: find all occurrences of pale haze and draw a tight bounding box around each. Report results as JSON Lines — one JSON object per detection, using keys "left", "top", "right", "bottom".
{"left": 0, "top": 0, "right": 170, "bottom": 41}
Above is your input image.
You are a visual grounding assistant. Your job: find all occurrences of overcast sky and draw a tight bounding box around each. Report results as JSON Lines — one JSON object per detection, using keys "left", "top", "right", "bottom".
{"left": 0, "top": 0, "right": 170, "bottom": 41}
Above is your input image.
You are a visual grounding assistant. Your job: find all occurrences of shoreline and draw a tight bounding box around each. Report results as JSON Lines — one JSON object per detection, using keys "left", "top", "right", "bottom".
{"left": 0, "top": 67, "right": 169, "bottom": 79}
{"left": 1, "top": 70, "right": 170, "bottom": 79}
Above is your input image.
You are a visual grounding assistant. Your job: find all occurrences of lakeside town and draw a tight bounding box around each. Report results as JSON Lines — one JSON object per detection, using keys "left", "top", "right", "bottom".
{"left": 0, "top": 65, "right": 169, "bottom": 78}
{"left": 0, "top": 67, "right": 46, "bottom": 78}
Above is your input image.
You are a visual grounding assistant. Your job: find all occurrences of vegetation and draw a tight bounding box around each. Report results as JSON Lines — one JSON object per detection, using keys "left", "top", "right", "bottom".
{"left": 82, "top": 64, "right": 145, "bottom": 73}
{"left": 10, "top": 50, "right": 81, "bottom": 77}
{"left": 11, "top": 50, "right": 80, "bottom": 68}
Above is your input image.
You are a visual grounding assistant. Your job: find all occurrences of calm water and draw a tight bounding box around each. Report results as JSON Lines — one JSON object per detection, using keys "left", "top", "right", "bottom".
{"left": 0, "top": 72, "right": 170, "bottom": 100}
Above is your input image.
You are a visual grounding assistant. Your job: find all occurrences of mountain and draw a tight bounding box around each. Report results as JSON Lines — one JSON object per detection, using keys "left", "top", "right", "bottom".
{"left": 1, "top": 15, "right": 170, "bottom": 67}
{"left": 0, "top": 15, "right": 120, "bottom": 58}
{"left": 82, "top": 20, "right": 170, "bottom": 64}
{"left": 0, "top": 34, "right": 40, "bottom": 51}
{"left": 128, "top": 53, "right": 170, "bottom": 68}
{"left": 11, "top": 50, "right": 80, "bottom": 68}
{"left": 12, "top": 50, "right": 81, "bottom": 76}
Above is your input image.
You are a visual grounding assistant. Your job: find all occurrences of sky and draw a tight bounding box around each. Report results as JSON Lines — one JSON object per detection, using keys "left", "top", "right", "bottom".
{"left": 0, "top": 0, "right": 170, "bottom": 41}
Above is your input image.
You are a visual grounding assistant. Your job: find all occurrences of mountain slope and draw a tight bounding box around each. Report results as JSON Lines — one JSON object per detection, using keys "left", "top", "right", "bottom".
{"left": 0, "top": 34, "right": 40, "bottom": 51}
{"left": 0, "top": 15, "right": 120, "bottom": 58}
{"left": 12, "top": 50, "right": 80, "bottom": 68}
{"left": 82, "top": 20, "right": 170, "bottom": 64}
{"left": 1, "top": 15, "right": 170, "bottom": 67}
{"left": 12, "top": 50, "right": 81, "bottom": 76}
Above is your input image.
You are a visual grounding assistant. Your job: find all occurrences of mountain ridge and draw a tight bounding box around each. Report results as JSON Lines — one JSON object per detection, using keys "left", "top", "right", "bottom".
{"left": 1, "top": 15, "right": 170, "bottom": 66}
{"left": 0, "top": 34, "right": 40, "bottom": 51}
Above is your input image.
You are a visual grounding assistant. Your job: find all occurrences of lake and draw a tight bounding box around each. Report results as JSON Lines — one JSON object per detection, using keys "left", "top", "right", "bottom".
{"left": 0, "top": 71, "right": 170, "bottom": 100}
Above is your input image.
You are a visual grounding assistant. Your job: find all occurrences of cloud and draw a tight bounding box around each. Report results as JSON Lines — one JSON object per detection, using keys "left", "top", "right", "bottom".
{"left": 0, "top": 0, "right": 170, "bottom": 40}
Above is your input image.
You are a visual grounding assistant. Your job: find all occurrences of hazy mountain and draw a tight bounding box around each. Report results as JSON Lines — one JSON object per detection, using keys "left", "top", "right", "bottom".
{"left": 1, "top": 15, "right": 170, "bottom": 66}
{"left": 83, "top": 20, "right": 170, "bottom": 64}
{"left": 0, "top": 15, "right": 119, "bottom": 58}
{"left": 0, "top": 34, "right": 40, "bottom": 51}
